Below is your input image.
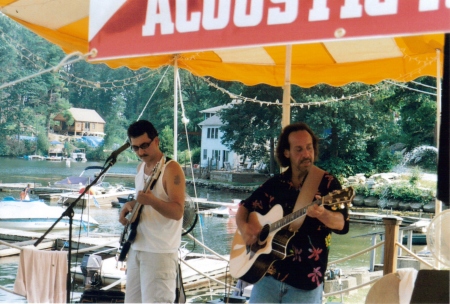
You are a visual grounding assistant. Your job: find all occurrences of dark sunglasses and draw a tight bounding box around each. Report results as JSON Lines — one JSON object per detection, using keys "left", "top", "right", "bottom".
{"left": 130, "top": 139, "right": 153, "bottom": 152}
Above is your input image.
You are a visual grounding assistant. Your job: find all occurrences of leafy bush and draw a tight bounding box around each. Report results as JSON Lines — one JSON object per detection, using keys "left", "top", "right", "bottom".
{"left": 352, "top": 183, "right": 371, "bottom": 197}
{"left": 370, "top": 182, "right": 434, "bottom": 204}
{"left": 178, "top": 147, "right": 201, "bottom": 165}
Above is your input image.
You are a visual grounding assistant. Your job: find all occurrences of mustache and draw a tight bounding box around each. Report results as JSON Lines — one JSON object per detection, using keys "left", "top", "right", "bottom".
{"left": 300, "top": 158, "right": 312, "bottom": 163}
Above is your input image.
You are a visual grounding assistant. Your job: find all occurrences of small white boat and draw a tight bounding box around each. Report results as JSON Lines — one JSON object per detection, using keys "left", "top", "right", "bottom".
{"left": 70, "top": 148, "right": 87, "bottom": 162}
{"left": 58, "top": 182, "right": 135, "bottom": 208}
{"left": 24, "top": 154, "right": 46, "bottom": 161}
{"left": 0, "top": 198, "right": 99, "bottom": 231}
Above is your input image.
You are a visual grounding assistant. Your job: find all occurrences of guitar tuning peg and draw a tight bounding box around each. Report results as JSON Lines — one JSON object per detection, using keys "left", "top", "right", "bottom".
{"left": 331, "top": 205, "right": 337, "bottom": 211}
{"left": 339, "top": 203, "right": 345, "bottom": 209}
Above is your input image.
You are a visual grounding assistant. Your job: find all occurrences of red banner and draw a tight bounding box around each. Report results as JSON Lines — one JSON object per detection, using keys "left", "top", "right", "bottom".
{"left": 89, "top": 0, "right": 450, "bottom": 60}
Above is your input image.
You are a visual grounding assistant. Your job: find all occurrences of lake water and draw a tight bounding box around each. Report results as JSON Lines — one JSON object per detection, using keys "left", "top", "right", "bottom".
{"left": 0, "top": 157, "right": 384, "bottom": 302}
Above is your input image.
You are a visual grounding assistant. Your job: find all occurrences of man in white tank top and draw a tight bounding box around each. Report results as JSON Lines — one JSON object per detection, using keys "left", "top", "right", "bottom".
{"left": 119, "top": 120, "right": 185, "bottom": 303}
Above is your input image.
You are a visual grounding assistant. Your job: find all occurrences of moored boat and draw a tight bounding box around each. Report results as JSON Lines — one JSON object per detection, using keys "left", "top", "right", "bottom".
{"left": 54, "top": 166, "right": 105, "bottom": 190}
{"left": 58, "top": 183, "right": 135, "bottom": 208}
{"left": 0, "top": 198, "right": 98, "bottom": 231}
{"left": 70, "top": 148, "right": 87, "bottom": 162}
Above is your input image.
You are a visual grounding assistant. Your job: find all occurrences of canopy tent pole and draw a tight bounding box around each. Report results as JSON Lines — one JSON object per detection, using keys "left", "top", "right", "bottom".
{"left": 435, "top": 49, "right": 442, "bottom": 217}
{"left": 282, "top": 45, "right": 292, "bottom": 128}
{"left": 174, "top": 59, "right": 179, "bottom": 161}
{"left": 437, "top": 34, "right": 450, "bottom": 206}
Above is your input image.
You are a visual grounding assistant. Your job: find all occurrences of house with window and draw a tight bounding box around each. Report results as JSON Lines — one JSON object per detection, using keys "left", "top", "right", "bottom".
{"left": 198, "top": 102, "right": 240, "bottom": 170}
{"left": 52, "top": 108, "right": 106, "bottom": 137}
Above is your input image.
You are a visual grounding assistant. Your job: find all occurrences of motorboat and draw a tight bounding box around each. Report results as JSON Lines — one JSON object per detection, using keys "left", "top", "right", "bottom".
{"left": 0, "top": 197, "right": 99, "bottom": 231}
{"left": 70, "top": 148, "right": 87, "bottom": 162}
{"left": 58, "top": 182, "right": 135, "bottom": 208}
{"left": 46, "top": 151, "right": 65, "bottom": 161}
{"left": 54, "top": 166, "right": 105, "bottom": 190}
{"left": 24, "top": 154, "right": 46, "bottom": 160}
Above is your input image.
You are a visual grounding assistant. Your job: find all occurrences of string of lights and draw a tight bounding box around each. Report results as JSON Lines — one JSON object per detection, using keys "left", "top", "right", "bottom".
{"left": 201, "top": 76, "right": 389, "bottom": 108}
{"left": 384, "top": 80, "right": 437, "bottom": 97}
{"left": 0, "top": 29, "right": 159, "bottom": 91}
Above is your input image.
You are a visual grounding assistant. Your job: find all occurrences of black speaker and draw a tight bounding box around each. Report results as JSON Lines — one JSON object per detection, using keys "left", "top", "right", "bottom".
{"left": 410, "top": 270, "right": 450, "bottom": 303}
{"left": 79, "top": 289, "right": 125, "bottom": 303}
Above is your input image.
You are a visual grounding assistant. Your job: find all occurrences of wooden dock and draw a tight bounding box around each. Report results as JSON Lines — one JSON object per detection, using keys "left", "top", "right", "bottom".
{"left": 0, "top": 183, "right": 72, "bottom": 195}
{"left": 0, "top": 228, "right": 119, "bottom": 258}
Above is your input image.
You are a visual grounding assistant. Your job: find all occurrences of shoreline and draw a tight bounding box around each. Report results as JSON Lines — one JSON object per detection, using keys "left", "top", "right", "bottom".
{"left": 186, "top": 178, "right": 260, "bottom": 192}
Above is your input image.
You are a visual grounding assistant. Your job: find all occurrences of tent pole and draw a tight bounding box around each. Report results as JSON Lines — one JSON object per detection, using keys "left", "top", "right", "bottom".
{"left": 174, "top": 60, "right": 178, "bottom": 161}
{"left": 437, "top": 34, "right": 450, "bottom": 207}
{"left": 282, "top": 45, "right": 292, "bottom": 128}
{"left": 435, "top": 49, "right": 442, "bottom": 216}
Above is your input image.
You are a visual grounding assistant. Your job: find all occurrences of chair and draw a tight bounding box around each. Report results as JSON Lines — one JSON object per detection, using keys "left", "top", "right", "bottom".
{"left": 366, "top": 268, "right": 418, "bottom": 303}
{"left": 365, "top": 272, "right": 400, "bottom": 304}
{"left": 243, "top": 162, "right": 253, "bottom": 172}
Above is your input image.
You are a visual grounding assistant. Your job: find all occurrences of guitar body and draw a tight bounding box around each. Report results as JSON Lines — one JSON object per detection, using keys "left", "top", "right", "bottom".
{"left": 229, "top": 204, "right": 297, "bottom": 284}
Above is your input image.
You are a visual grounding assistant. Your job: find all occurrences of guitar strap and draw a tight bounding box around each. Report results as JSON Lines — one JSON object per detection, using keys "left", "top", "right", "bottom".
{"left": 289, "top": 165, "right": 324, "bottom": 232}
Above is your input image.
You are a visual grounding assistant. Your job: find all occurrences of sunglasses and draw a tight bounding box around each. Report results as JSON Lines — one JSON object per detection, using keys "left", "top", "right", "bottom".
{"left": 130, "top": 139, "right": 153, "bottom": 152}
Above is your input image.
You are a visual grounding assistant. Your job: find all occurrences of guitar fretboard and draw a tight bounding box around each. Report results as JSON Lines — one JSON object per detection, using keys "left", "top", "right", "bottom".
{"left": 269, "top": 204, "right": 309, "bottom": 233}
{"left": 266, "top": 188, "right": 353, "bottom": 233}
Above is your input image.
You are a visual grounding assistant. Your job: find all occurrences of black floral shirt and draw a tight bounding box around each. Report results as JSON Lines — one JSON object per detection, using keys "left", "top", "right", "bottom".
{"left": 240, "top": 167, "right": 350, "bottom": 290}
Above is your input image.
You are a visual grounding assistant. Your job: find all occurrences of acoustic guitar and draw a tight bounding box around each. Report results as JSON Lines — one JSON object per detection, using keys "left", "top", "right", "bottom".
{"left": 229, "top": 187, "right": 354, "bottom": 284}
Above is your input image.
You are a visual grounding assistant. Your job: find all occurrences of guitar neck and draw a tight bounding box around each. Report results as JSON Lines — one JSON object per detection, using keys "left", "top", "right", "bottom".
{"left": 269, "top": 202, "right": 313, "bottom": 233}
{"left": 268, "top": 188, "right": 354, "bottom": 234}
{"left": 128, "top": 156, "right": 165, "bottom": 222}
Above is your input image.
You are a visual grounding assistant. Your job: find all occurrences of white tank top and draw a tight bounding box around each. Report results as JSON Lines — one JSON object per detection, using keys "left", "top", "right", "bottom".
{"left": 131, "top": 159, "right": 182, "bottom": 253}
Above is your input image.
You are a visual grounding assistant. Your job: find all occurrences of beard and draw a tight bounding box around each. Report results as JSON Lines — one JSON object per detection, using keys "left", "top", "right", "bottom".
{"left": 295, "top": 158, "right": 312, "bottom": 173}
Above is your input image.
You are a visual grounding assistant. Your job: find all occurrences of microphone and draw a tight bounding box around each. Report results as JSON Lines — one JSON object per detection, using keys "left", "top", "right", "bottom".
{"left": 109, "top": 142, "right": 131, "bottom": 161}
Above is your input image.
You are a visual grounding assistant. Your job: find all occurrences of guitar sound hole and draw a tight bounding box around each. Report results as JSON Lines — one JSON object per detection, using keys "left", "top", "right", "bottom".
{"left": 259, "top": 225, "right": 270, "bottom": 242}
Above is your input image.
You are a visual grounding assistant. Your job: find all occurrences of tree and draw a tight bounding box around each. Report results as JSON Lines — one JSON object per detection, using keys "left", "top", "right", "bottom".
{"left": 219, "top": 84, "right": 282, "bottom": 173}
{"left": 291, "top": 83, "right": 401, "bottom": 177}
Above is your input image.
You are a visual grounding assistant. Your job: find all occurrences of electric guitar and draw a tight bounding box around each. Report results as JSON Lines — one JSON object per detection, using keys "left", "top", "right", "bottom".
{"left": 229, "top": 187, "right": 354, "bottom": 284}
{"left": 116, "top": 157, "right": 165, "bottom": 262}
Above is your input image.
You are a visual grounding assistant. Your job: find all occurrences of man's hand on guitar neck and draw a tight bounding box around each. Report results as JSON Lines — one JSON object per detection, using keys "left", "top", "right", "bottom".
{"left": 306, "top": 195, "right": 345, "bottom": 230}
{"left": 119, "top": 200, "right": 136, "bottom": 225}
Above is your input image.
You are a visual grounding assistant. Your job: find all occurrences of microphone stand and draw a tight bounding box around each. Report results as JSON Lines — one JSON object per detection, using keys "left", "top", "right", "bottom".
{"left": 34, "top": 154, "right": 121, "bottom": 303}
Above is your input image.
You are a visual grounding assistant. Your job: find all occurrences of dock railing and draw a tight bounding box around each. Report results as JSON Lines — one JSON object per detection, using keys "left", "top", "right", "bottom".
{"left": 0, "top": 215, "right": 440, "bottom": 301}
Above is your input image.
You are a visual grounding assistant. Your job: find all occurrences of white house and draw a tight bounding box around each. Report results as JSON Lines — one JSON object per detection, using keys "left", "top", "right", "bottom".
{"left": 198, "top": 103, "right": 240, "bottom": 170}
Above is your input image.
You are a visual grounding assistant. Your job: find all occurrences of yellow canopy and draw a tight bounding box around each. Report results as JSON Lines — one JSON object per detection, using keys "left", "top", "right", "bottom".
{"left": 0, "top": 0, "right": 444, "bottom": 88}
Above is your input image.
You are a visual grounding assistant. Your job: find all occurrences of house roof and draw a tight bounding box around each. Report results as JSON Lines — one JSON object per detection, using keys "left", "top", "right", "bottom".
{"left": 70, "top": 108, "right": 105, "bottom": 123}
{"left": 54, "top": 108, "right": 105, "bottom": 123}
{"left": 198, "top": 115, "right": 222, "bottom": 126}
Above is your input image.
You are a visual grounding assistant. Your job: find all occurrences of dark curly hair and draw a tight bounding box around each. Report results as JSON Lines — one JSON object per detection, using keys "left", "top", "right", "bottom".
{"left": 275, "top": 122, "right": 319, "bottom": 168}
{"left": 127, "top": 120, "right": 159, "bottom": 140}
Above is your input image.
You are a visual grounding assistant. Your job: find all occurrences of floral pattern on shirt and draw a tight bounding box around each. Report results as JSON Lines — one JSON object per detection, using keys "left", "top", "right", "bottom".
{"left": 240, "top": 167, "right": 350, "bottom": 290}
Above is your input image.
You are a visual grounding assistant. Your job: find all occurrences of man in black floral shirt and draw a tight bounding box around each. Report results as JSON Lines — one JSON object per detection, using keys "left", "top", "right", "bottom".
{"left": 235, "top": 122, "right": 349, "bottom": 303}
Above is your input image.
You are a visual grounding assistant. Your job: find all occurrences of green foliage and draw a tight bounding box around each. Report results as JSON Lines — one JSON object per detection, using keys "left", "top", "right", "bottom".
{"left": 370, "top": 182, "right": 434, "bottom": 204}
{"left": 352, "top": 183, "right": 371, "bottom": 197}
{"left": 219, "top": 84, "right": 282, "bottom": 164}
{"left": 190, "top": 147, "right": 201, "bottom": 164}
{"left": 178, "top": 147, "right": 200, "bottom": 165}
{"left": 159, "top": 125, "right": 174, "bottom": 157}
